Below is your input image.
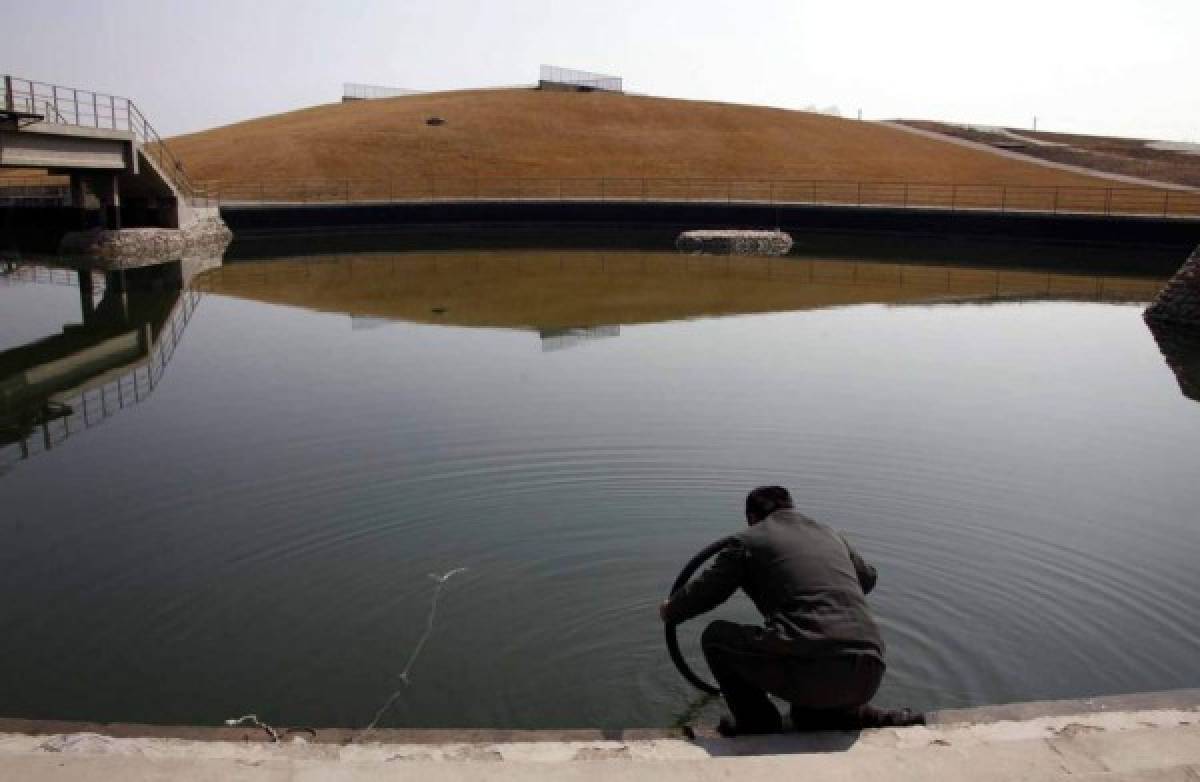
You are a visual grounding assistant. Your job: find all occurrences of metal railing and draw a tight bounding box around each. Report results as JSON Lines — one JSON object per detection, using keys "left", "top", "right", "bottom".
{"left": 2, "top": 74, "right": 210, "bottom": 205}
{"left": 0, "top": 179, "right": 70, "bottom": 205}
{"left": 205, "top": 176, "right": 1200, "bottom": 218}
{"left": 343, "top": 82, "right": 423, "bottom": 101}
{"left": 539, "top": 65, "right": 623, "bottom": 92}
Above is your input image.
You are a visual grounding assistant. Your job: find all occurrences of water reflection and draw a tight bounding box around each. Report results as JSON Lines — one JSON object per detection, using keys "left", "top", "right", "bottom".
{"left": 197, "top": 251, "right": 1164, "bottom": 336}
{"left": 2, "top": 247, "right": 1198, "bottom": 730}
{"left": 0, "top": 257, "right": 218, "bottom": 469}
{"left": 1145, "top": 320, "right": 1200, "bottom": 403}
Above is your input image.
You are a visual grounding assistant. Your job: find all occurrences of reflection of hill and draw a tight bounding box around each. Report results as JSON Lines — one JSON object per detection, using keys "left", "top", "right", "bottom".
{"left": 196, "top": 252, "right": 1164, "bottom": 330}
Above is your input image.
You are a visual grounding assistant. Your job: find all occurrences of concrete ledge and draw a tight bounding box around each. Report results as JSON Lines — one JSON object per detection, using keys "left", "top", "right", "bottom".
{"left": 3, "top": 698, "right": 1200, "bottom": 781}
{"left": 3, "top": 688, "right": 1197, "bottom": 746}
{"left": 931, "top": 688, "right": 1200, "bottom": 726}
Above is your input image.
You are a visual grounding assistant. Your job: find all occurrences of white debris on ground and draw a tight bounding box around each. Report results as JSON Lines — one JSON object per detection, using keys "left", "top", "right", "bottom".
{"left": 960, "top": 125, "right": 1067, "bottom": 147}
{"left": 1147, "top": 140, "right": 1200, "bottom": 156}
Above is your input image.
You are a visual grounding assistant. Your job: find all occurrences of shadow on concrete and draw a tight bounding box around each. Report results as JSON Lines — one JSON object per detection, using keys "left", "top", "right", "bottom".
{"left": 688, "top": 729, "right": 862, "bottom": 757}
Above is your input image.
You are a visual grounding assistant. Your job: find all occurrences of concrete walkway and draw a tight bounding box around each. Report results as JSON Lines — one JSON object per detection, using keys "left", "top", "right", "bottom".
{"left": 2, "top": 691, "right": 1199, "bottom": 781}
{"left": 882, "top": 121, "right": 1200, "bottom": 193}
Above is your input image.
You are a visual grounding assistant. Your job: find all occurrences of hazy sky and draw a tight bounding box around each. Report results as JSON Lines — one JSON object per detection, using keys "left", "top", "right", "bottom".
{"left": 4, "top": 0, "right": 1197, "bottom": 141}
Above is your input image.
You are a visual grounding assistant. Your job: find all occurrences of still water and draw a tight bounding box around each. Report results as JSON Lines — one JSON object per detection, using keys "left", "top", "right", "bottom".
{"left": 1, "top": 250, "right": 1198, "bottom": 729}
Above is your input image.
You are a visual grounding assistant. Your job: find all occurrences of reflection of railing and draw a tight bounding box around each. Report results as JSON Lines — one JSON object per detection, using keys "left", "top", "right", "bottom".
{"left": 207, "top": 177, "right": 1200, "bottom": 218}
{"left": 1, "top": 74, "right": 211, "bottom": 206}
{"left": 0, "top": 287, "right": 202, "bottom": 469}
{"left": 0, "top": 263, "right": 105, "bottom": 290}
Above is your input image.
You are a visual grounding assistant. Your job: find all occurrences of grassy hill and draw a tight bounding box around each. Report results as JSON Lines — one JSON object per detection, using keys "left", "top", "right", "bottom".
{"left": 169, "top": 89, "right": 1119, "bottom": 188}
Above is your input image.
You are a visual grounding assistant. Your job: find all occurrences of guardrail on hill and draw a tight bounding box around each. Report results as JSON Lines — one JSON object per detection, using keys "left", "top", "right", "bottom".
{"left": 206, "top": 177, "right": 1200, "bottom": 218}
{"left": 1, "top": 75, "right": 211, "bottom": 206}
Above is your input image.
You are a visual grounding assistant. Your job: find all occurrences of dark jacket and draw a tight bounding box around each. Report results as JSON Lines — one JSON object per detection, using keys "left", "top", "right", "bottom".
{"left": 664, "top": 509, "right": 884, "bottom": 660}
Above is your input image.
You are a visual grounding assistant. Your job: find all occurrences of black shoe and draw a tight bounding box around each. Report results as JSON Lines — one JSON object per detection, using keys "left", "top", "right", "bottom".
{"left": 856, "top": 705, "right": 926, "bottom": 728}
{"left": 789, "top": 708, "right": 860, "bottom": 732}
{"left": 716, "top": 714, "right": 782, "bottom": 737}
{"left": 883, "top": 708, "right": 926, "bottom": 727}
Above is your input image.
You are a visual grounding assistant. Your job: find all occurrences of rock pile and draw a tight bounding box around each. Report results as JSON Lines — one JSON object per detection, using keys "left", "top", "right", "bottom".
{"left": 1145, "top": 244, "right": 1200, "bottom": 327}
{"left": 675, "top": 230, "right": 793, "bottom": 257}
{"left": 59, "top": 216, "right": 233, "bottom": 266}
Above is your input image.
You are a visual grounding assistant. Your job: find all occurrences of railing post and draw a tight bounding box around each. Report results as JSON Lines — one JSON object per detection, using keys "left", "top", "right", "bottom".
{"left": 1052, "top": 187, "right": 1059, "bottom": 214}
{"left": 1104, "top": 188, "right": 1112, "bottom": 216}
{"left": 951, "top": 185, "right": 957, "bottom": 212}
{"left": 92, "top": 92, "right": 98, "bottom": 127}
{"left": 2, "top": 75, "right": 12, "bottom": 113}
{"left": 856, "top": 182, "right": 862, "bottom": 206}
{"left": 601, "top": 178, "right": 606, "bottom": 201}
{"left": 1162, "top": 190, "right": 1169, "bottom": 218}
{"left": 1001, "top": 185, "right": 1007, "bottom": 214}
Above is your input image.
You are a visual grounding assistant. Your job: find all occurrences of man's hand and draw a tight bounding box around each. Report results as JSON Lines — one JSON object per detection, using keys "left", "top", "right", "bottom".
{"left": 658, "top": 600, "right": 670, "bottom": 622}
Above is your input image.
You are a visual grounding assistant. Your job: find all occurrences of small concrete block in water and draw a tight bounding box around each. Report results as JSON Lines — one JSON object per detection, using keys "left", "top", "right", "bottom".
{"left": 675, "top": 230, "right": 793, "bottom": 256}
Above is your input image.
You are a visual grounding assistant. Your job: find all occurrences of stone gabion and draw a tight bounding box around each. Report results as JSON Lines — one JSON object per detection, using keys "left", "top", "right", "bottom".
{"left": 1145, "top": 244, "right": 1200, "bottom": 327}
{"left": 58, "top": 217, "right": 232, "bottom": 266}
{"left": 675, "top": 230, "right": 794, "bottom": 257}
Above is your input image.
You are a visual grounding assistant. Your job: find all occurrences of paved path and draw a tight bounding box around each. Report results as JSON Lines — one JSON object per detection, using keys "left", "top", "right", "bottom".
{"left": 882, "top": 121, "right": 1200, "bottom": 193}
{"left": 3, "top": 698, "right": 1199, "bottom": 780}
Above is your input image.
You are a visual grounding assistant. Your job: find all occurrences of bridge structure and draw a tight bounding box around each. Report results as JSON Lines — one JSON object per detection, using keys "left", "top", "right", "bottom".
{"left": 0, "top": 75, "right": 214, "bottom": 230}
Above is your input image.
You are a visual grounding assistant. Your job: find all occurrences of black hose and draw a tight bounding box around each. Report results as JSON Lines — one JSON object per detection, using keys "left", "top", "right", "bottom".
{"left": 664, "top": 536, "right": 736, "bottom": 695}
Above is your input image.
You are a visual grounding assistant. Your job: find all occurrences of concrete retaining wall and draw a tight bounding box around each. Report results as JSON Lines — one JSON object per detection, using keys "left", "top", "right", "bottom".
{"left": 221, "top": 201, "right": 1200, "bottom": 250}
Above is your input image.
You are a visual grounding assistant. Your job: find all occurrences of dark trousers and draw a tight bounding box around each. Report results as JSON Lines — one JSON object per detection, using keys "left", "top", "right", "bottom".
{"left": 701, "top": 619, "right": 884, "bottom": 732}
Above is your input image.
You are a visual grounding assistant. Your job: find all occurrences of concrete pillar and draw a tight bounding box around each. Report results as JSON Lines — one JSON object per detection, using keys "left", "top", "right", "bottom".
{"left": 69, "top": 174, "right": 89, "bottom": 229}
{"left": 77, "top": 269, "right": 95, "bottom": 324}
{"left": 94, "top": 173, "right": 121, "bottom": 230}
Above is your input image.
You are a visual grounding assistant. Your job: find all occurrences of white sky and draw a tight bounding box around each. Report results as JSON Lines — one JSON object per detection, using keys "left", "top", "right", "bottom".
{"left": 3, "top": 0, "right": 1197, "bottom": 141}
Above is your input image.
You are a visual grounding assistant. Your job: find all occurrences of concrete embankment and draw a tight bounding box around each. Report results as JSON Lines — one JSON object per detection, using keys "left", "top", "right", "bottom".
{"left": 220, "top": 200, "right": 1200, "bottom": 252}
{"left": 2, "top": 690, "right": 1198, "bottom": 781}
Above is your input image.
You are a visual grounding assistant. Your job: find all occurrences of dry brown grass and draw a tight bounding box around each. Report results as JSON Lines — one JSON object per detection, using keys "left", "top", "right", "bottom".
{"left": 169, "top": 89, "right": 1122, "bottom": 189}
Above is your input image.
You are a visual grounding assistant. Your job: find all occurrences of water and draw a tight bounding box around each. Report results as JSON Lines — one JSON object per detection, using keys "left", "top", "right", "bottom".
{"left": 1, "top": 249, "right": 1198, "bottom": 730}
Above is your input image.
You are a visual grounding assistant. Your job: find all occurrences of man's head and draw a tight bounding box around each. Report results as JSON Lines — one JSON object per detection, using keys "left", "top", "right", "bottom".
{"left": 745, "top": 485, "right": 793, "bottom": 525}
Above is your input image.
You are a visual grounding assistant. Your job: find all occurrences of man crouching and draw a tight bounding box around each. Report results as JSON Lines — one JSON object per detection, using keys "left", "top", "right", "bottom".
{"left": 660, "top": 486, "right": 922, "bottom": 736}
